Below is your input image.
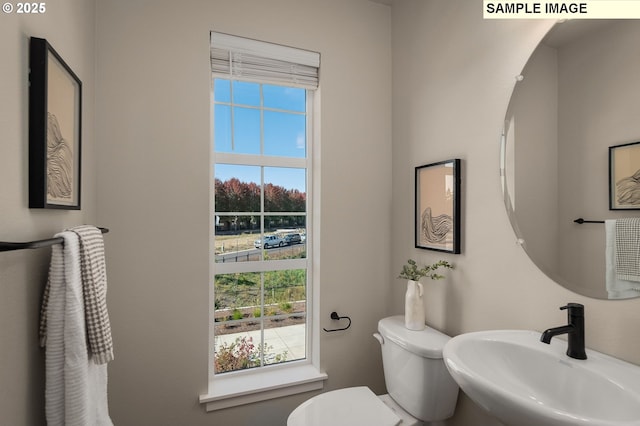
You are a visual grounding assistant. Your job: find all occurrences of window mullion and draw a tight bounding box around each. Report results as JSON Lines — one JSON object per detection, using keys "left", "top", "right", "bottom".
{"left": 260, "top": 164, "right": 265, "bottom": 258}
{"left": 260, "top": 272, "right": 265, "bottom": 367}
{"left": 230, "top": 81, "right": 235, "bottom": 151}
{"left": 260, "top": 83, "right": 265, "bottom": 156}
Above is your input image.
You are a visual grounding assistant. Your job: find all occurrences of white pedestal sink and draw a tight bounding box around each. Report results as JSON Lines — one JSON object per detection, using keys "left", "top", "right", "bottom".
{"left": 442, "top": 330, "right": 640, "bottom": 426}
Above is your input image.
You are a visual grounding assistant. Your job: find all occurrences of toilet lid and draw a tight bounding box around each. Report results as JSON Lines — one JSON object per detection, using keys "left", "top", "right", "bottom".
{"left": 287, "top": 387, "right": 401, "bottom": 426}
{"left": 378, "top": 315, "right": 450, "bottom": 359}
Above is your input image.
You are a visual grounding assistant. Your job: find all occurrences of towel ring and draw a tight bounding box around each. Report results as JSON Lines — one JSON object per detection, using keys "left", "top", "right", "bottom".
{"left": 323, "top": 311, "right": 351, "bottom": 332}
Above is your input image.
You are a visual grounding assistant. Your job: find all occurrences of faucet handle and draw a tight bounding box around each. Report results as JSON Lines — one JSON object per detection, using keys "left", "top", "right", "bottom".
{"left": 560, "top": 303, "right": 584, "bottom": 315}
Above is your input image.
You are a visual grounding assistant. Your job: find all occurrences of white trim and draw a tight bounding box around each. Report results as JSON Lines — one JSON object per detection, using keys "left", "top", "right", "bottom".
{"left": 200, "top": 364, "right": 327, "bottom": 411}
{"left": 208, "top": 77, "right": 217, "bottom": 383}
{"left": 309, "top": 89, "right": 321, "bottom": 371}
{"left": 208, "top": 23, "right": 322, "bottom": 400}
{"left": 209, "top": 79, "right": 320, "bottom": 405}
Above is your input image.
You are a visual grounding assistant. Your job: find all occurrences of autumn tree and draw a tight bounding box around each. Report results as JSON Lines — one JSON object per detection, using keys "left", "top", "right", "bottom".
{"left": 215, "top": 178, "right": 306, "bottom": 231}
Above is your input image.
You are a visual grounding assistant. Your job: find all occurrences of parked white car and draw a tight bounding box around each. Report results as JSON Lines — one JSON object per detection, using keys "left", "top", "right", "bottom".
{"left": 254, "top": 235, "right": 285, "bottom": 249}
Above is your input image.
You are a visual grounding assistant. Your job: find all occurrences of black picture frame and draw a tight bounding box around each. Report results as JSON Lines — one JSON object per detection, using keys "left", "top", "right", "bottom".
{"left": 415, "top": 159, "right": 461, "bottom": 253}
{"left": 609, "top": 141, "right": 640, "bottom": 210}
{"left": 29, "top": 37, "right": 82, "bottom": 209}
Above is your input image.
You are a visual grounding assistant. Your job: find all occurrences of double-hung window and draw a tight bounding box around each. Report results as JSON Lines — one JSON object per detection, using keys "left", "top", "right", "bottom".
{"left": 201, "top": 32, "right": 325, "bottom": 411}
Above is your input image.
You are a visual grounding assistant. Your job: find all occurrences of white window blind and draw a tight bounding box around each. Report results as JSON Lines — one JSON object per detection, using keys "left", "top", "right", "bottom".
{"left": 210, "top": 32, "right": 320, "bottom": 89}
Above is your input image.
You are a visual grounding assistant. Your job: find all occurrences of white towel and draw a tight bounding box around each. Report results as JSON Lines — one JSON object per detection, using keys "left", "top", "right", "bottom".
{"left": 44, "top": 231, "right": 113, "bottom": 426}
{"left": 605, "top": 220, "right": 640, "bottom": 299}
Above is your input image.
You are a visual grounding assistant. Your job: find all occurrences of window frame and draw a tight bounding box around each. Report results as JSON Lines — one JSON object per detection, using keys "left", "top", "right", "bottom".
{"left": 201, "top": 78, "right": 325, "bottom": 411}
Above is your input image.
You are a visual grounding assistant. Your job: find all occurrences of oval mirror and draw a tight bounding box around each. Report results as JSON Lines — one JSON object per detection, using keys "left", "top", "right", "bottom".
{"left": 502, "top": 20, "right": 640, "bottom": 299}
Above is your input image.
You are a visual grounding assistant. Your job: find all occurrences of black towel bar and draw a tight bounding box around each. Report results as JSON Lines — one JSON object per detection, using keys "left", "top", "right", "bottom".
{"left": 0, "top": 227, "right": 109, "bottom": 252}
{"left": 574, "top": 218, "right": 605, "bottom": 224}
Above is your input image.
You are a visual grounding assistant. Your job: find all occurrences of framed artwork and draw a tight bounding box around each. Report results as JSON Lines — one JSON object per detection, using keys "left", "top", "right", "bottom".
{"left": 415, "top": 159, "right": 461, "bottom": 253}
{"left": 609, "top": 141, "right": 640, "bottom": 210}
{"left": 29, "top": 37, "right": 82, "bottom": 209}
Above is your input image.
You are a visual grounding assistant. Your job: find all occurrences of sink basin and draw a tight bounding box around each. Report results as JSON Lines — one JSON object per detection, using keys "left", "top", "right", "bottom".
{"left": 443, "top": 330, "right": 640, "bottom": 426}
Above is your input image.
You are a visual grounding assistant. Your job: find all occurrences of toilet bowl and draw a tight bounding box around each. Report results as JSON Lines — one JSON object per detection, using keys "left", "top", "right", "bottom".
{"left": 287, "top": 316, "right": 459, "bottom": 426}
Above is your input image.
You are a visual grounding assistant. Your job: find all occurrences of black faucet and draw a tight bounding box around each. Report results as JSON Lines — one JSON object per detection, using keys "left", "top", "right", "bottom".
{"left": 540, "top": 303, "right": 587, "bottom": 360}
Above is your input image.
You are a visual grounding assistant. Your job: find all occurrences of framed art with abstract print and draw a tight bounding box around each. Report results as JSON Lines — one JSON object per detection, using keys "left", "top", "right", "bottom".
{"left": 609, "top": 141, "right": 640, "bottom": 210}
{"left": 415, "top": 159, "right": 461, "bottom": 253}
{"left": 29, "top": 37, "right": 82, "bottom": 209}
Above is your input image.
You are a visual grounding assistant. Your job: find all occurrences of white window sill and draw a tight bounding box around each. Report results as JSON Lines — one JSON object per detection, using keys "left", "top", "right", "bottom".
{"left": 199, "top": 364, "right": 327, "bottom": 411}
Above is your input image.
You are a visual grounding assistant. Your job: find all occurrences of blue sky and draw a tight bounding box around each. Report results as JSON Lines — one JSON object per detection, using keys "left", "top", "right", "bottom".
{"left": 213, "top": 79, "right": 307, "bottom": 192}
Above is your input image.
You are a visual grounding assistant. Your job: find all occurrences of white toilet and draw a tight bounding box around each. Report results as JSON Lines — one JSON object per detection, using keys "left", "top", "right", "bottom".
{"left": 287, "top": 315, "right": 459, "bottom": 426}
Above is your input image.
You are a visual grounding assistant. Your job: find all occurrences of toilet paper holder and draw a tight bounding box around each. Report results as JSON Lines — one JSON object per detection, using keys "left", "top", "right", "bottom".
{"left": 323, "top": 311, "right": 352, "bottom": 332}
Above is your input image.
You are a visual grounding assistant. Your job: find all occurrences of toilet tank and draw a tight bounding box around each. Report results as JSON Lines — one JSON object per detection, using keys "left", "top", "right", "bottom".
{"left": 377, "top": 316, "right": 459, "bottom": 421}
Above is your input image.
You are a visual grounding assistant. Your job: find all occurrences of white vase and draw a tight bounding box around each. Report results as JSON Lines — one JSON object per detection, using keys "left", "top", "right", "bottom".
{"left": 404, "top": 280, "right": 425, "bottom": 330}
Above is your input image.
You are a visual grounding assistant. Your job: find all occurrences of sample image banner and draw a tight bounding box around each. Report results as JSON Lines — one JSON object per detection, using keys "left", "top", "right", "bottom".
{"left": 483, "top": 0, "right": 640, "bottom": 19}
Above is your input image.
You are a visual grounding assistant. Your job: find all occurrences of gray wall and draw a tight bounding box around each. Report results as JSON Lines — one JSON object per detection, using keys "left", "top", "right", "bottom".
{"left": 0, "top": 1, "right": 96, "bottom": 424}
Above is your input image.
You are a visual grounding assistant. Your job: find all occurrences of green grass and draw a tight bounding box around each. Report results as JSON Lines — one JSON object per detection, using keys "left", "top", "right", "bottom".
{"left": 214, "top": 269, "right": 306, "bottom": 310}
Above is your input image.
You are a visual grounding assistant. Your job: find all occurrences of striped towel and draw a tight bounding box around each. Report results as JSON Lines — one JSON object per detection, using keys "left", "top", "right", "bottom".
{"left": 41, "top": 230, "right": 113, "bottom": 426}
{"left": 615, "top": 218, "right": 640, "bottom": 282}
{"left": 40, "top": 225, "right": 114, "bottom": 364}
